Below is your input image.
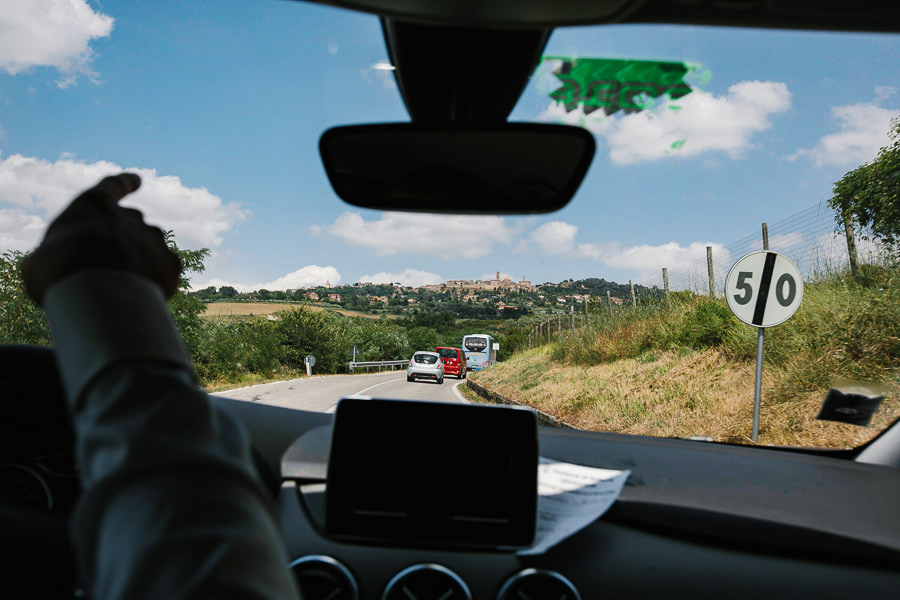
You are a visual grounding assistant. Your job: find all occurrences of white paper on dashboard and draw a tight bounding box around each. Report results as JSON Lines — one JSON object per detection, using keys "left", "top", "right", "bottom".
{"left": 518, "top": 457, "right": 631, "bottom": 555}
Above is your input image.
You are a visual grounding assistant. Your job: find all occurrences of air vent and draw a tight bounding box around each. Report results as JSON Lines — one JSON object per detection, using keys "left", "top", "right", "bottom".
{"left": 289, "top": 555, "right": 358, "bottom": 600}
{"left": 497, "top": 568, "right": 581, "bottom": 600}
{"left": 382, "top": 563, "right": 471, "bottom": 600}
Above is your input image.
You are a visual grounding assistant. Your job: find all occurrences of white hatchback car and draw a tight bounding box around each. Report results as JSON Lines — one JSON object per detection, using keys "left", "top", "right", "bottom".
{"left": 406, "top": 351, "right": 444, "bottom": 384}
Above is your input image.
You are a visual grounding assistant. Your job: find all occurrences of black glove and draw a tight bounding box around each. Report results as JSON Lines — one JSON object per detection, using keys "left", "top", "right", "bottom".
{"left": 21, "top": 173, "right": 182, "bottom": 306}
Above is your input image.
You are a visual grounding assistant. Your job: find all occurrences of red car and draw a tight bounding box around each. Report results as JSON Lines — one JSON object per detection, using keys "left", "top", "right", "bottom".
{"left": 435, "top": 347, "right": 467, "bottom": 379}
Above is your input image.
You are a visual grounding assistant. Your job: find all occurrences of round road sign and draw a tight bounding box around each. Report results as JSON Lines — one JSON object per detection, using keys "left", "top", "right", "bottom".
{"left": 725, "top": 251, "right": 803, "bottom": 328}
{"left": 305, "top": 354, "right": 316, "bottom": 366}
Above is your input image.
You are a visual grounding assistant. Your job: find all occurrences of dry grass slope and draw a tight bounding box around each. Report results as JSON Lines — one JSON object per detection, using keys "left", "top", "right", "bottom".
{"left": 472, "top": 263, "right": 900, "bottom": 449}
{"left": 471, "top": 346, "right": 898, "bottom": 448}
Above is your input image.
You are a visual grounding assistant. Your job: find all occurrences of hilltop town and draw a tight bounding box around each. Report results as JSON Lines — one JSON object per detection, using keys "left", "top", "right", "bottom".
{"left": 191, "top": 272, "right": 658, "bottom": 319}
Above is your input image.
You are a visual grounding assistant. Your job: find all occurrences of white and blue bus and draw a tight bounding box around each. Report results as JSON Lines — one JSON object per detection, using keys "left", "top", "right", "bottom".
{"left": 462, "top": 334, "right": 497, "bottom": 371}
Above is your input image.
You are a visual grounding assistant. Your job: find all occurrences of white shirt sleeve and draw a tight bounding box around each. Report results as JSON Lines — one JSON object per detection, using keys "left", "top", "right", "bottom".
{"left": 43, "top": 270, "right": 300, "bottom": 600}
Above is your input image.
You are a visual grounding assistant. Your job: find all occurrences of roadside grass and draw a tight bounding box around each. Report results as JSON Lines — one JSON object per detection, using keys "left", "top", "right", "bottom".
{"left": 203, "top": 368, "right": 306, "bottom": 393}
{"left": 472, "top": 347, "right": 899, "bottom": 447}
{"left": 472, "top": 265, "right": 900, "bottom": 448}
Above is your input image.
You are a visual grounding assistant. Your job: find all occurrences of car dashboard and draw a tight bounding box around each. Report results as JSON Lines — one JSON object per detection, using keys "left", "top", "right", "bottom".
{"left": 217, "top": 394, "right": 900, "bottom": 600}
{"left": 2, "top": 343, "right": 900, "bottom": 599}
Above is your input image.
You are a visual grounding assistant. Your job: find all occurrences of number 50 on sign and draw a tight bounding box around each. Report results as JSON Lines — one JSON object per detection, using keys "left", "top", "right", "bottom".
{"left": 725, "top": 251, "right": 804, "bottom": 328}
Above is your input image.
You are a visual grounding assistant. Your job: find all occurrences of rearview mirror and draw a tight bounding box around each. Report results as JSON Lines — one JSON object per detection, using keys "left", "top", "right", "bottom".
{"left": 319, "top": 123, "right": 595, "bottom": 214}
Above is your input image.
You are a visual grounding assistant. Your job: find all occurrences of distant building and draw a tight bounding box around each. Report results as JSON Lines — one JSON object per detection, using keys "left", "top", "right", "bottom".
{"left": 419, "top": 272, "right": 536, "bottom": 293}
{"left": 328, "top": 293, "right": 342, "bottom": 302}
{"left": 307, "top": 292, "right": 320, "bottom": 301}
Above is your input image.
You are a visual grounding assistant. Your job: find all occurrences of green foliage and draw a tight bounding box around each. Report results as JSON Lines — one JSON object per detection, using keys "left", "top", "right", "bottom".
{"left": 164, "top": 232, "right": 210, "bottom": 356}
{"left": 763, "top": 268, "right": 900, "bottom": 397}
{"left": 829, "top": 116, "right": 900, "bottom": 255}
{"left": 0, "top": 250, "right": 50, "bottom": 345}
{"left": 191, "top": 319, "right": 281, "bottom": 381}
{"left": 551, "top": 295, "right": 746, "bottom": 365}
{"left": 400, "top": 326, "right": 440, "bottom": 354}
{"left": 275, "top": 307, "right": 350, "bottom": 373}
{"left": 667, "top": 298, "right": 741, "bottom": 349}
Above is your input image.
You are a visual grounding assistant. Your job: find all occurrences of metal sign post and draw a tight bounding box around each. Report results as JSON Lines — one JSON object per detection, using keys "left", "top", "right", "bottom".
{"left": 753, "top": 327, "right": 764, "bottom": 441}
{"left": 304, "top": 354, "right": 316, "bottom": 377}
{"left": 725, "top": 252, "right": 804, "bottom": 443}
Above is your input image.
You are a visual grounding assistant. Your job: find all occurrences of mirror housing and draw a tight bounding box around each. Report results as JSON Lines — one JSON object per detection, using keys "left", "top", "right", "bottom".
{"left": 319, "top": 123, "right": 595, "bottom": 214}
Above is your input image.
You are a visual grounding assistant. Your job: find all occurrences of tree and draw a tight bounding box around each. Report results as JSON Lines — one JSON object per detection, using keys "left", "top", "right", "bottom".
{"left": 829, "top": 116, "right": 900, "bottom": 255}
{"left": 0, "top": 250, "right": 50, "bottom": 345}
{"left": 164, "top": 231, "right": 210, "bottom": 355}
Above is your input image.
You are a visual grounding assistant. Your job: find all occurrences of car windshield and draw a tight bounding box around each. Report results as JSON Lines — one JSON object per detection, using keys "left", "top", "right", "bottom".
{"left": 1, "top": 0, "right": 898, "bottom": 450}
{"left": 436, "top": 348, "right": 458, "bottom": 359}
{"left": 414, "top": 354, "right": 439, "bottom": 365}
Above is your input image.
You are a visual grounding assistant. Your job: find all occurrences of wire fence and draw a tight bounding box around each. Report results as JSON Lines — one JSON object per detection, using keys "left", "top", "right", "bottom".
{"left": 633, "top": 201, "right": 886, "bottom": 300}
{"left": 522, "top": 200, "right": 889, "bottom": 348}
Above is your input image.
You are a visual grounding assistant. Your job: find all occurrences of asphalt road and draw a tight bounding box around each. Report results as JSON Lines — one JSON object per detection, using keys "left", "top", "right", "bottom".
{"left": 211, "top": 369, "right": 468, "bottom": 413}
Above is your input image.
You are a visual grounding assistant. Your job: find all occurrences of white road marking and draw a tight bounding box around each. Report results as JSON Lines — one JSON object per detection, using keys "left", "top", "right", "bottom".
{"left": 325, "top": 377, "right": 404, "bottom": 413}
{"left": 453, "top": 380, "right": 470, "bottom": 404}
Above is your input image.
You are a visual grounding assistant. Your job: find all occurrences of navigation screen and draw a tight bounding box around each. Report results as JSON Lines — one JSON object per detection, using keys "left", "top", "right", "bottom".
{"left": 326, "top": 398, "right": 538, "bottom": 549}
{"left": 464, "top": 337, "right": 487, "bottom": 352}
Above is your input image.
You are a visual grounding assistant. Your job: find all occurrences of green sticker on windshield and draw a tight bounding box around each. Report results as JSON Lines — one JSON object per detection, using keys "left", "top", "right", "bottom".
{"left": 543, "top": 57, "right": 698, "bottom": 116}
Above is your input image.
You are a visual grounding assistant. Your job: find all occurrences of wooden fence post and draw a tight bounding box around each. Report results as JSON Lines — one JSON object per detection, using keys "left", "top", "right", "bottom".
{"left": 606, "top": 290, "right": 613, "bottom": 317}
{"left": 630, "top": 280, "right": 636, "bottom": 307}
{"left": 662, "top": 268, "right": 670, "bottom": 301}
{"left": 762, "top": 222, "right": 769, "bottom": 250}
{"left": 843, "top": 214, "right": 859, "bottom": 277}
{"left": 707, "top": 246, "right": 715, "bottom": 297}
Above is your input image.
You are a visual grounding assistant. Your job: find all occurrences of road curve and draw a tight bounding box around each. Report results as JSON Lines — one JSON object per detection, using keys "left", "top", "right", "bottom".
{"left": 211, "top": 370, "right": 468, "bottom": 413}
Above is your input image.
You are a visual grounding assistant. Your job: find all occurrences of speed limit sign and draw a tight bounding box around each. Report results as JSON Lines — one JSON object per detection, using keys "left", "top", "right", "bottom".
{"left": 725, "top": 251, "right": 803, "bottom": 327}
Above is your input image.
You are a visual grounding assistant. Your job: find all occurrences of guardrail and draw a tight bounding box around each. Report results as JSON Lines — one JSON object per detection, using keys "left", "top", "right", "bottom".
{"left": 349, "top": 360, "right": 409, "bottom": 373}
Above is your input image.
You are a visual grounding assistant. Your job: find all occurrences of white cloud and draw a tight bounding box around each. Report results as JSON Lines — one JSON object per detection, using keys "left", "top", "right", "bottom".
{"left": 788, "top": 102, "right": 898, "bottom": 167}
{"left": 603, "top": 241, "right": 728, "bottom": 272}
{"left": 527, "top": 220, "right": 614, "bottom": 259}
{"left": 524, "top": 220, "right": 721, "bottom": 274}
{"left": 531, "top": 221, "right": 577, "bottom": 254}
{"left": 541, "top": 80, "right": 791, "bottom": 164}
{"left": 359, "top": 269, "right": 443, "bottom": 288}
{"left": 576, "top": 242, "right": 611, "bottom": 259}
{"left": 317, "top": 211, "right": 518, "bottom": 258}
{"left": 0, "top": 152, "right": 249, "bottom": 251}
{"left": 197, "top": 265, "right": 342, "bottom": 292}
{"left": 0, "top": 0, "right": 114, "bottom": 88}
{"left": 0, "top": 207, "right": 46, "bottom": 251}
{"left": 768, "top": 232, "right": 805, "bottom": 253}
{"left": 875, "top": 86, "right": 895, "bottom": 103}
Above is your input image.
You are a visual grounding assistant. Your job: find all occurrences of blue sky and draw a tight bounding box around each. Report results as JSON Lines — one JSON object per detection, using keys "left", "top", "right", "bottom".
{"left": 1, "top": 0, "right": 898, "bottom": 291}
